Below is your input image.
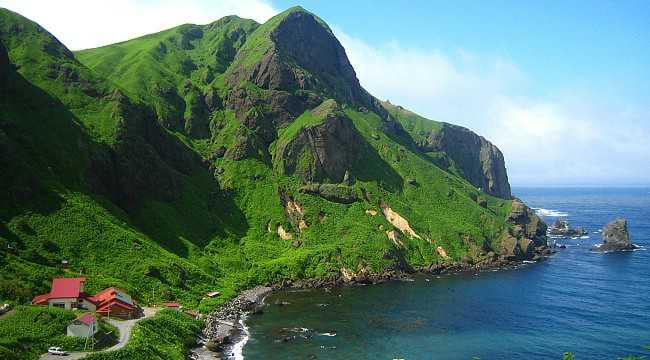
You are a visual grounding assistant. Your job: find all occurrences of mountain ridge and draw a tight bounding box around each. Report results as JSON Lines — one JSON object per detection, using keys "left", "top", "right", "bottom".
{"left": 1, "top": 5, "right": 543, "bottom": 321}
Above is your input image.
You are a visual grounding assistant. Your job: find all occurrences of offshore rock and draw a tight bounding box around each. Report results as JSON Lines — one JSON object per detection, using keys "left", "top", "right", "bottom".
{"left": 549, "top": 219, "right": 587, "bottom": 237}
{"left": 594, "top": 218, "right": 637, "bottom": 252}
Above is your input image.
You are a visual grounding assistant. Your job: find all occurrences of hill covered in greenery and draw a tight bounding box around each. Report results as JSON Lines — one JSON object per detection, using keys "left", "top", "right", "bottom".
{"left": 0, "top": 6, "right": 546, "bottom": 313}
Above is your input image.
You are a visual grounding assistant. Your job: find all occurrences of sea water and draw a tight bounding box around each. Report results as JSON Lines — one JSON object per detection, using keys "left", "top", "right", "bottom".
{"left": 243, "top": 187, "right": 650, "bottom": 359}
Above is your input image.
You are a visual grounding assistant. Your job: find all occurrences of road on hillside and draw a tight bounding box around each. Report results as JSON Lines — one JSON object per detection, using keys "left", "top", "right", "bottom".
{"left": 39, "top": 307, "right": 159, "bottom": 360}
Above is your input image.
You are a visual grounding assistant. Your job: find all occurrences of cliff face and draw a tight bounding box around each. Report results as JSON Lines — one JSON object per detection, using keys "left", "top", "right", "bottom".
{"left": 275, "top": 100, "right": 363, "bottom": 183}
{"left": 227, "top": 9, "right": 372, "bottom": 108}
{"left": 423, "top": 123, "right": 511, "bottom": 199}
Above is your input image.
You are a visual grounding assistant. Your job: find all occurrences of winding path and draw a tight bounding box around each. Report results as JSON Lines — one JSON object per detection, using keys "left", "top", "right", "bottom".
{"left": 40, "top": 307, "right": 159, "bottom": 360}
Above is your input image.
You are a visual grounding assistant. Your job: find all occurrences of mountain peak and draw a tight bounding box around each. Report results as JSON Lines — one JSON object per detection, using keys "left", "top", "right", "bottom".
{"left": 225, "top": 5, "right": 370, "bottom": 107}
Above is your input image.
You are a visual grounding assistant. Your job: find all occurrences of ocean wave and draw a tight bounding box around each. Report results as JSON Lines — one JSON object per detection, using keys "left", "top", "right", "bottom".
{"left": 580, "top": 235, "right": 590, "bottom": 239}
{"left": 319, "top": 332, "right": 337, "bottom": 337}
{"left": 230, "top": 315, "right": 249, "bottom": 360}
{"left": 533, "top": 208, "right": 569, "bottom": 217}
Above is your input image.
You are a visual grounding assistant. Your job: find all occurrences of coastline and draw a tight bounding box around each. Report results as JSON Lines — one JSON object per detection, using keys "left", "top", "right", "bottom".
{"left": 194, "top": 250, "right": 554, "bottom": 359}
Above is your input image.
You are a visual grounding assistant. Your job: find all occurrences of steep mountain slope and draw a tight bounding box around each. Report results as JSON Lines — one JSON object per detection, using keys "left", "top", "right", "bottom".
{"left": 1, "top": 6, "right": 545, "bottom": 313}
{"left": 0, "top": 8, "right": 234, "bottom": 305}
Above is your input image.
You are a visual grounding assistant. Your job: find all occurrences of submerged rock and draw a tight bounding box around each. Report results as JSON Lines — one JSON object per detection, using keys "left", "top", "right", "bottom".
{"left": 593, "top": 218, "right": 637, "bottom": 252}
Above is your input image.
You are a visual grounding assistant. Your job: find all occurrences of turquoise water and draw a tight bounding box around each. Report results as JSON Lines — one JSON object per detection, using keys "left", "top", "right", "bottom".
{"left": 244, "top": 187, "right": 650, "bottom": 359}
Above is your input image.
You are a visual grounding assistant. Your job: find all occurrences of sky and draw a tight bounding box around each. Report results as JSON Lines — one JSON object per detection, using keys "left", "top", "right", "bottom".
{"left": 1, "top": 0, "right": 648, "bottom": 186}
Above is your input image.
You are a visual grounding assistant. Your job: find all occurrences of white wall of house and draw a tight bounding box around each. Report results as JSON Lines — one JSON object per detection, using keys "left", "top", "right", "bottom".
{"left": 48, "top": 298, "right": 77, "bottom": 310}
{"left": 47, "top": 297, "right": 96, "bottom": 311}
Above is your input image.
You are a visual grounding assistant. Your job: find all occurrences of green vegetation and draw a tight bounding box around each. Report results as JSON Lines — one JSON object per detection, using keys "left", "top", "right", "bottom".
{"left": 0, "top": 306, "right": 116, "bottom": 360}
{"left": 84, "top": 309, "right": 201, "bottom": 360}
{"left": 2, "top": 3, "right": 516, "bottom": 321}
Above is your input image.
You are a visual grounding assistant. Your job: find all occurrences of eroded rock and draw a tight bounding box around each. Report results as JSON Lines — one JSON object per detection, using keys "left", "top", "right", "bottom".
{"left": 594, "top": 218, "right": 637, "bottom": 252}
{"left": 379, "top": 200, "right": 421, "bottom": 239}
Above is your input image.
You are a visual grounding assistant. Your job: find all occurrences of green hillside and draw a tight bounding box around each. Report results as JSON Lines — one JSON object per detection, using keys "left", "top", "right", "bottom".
{"left": 1, "top": 4, "right": 545, "bottom": 318}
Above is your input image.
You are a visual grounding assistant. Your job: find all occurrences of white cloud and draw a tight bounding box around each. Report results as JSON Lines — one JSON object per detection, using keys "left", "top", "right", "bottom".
{"left": 335, "top": 29, "right": 650, "bottom": 186}
{"left": 0, "top": 0, "right": 279, "bottom": 50}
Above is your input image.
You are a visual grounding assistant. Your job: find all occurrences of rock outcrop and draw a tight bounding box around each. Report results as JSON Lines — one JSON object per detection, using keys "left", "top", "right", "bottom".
{"left": 501, "top": 199, "right": 548, "bottom": 260}
{"left": 228, "top": 7, "right": 373, "bottom": 109}
{"left": 549, "top": 219, "right": 587, "bottom": 237}
{"left": 299, "top": 183, "right": 359, "bottom": 204}
{"left": 421, "top": 123, "right": 511, "bottom": 199}
{"left": 594, "top": 218, "right": 636, "bottom": 252}
{"left": 275, "top": 101, "right": 363, "bottom": 183}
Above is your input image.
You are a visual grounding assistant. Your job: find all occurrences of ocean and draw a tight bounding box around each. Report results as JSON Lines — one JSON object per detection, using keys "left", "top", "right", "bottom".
{"left": 241, "top": 187, "right": 650, "bottom": 359}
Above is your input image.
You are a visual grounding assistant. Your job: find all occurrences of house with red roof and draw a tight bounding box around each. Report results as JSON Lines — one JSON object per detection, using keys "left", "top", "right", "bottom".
{"left": 93, "top": 287, "right": 139, "bottom": 319}
{"left": 32, "top": 277, "right": 96, "bottom": 311}
{"left": 67, "top": 313, "right": 98, "bottom": 338}
{"left": 32, "top": 278, "right": 140, "bottom": 319}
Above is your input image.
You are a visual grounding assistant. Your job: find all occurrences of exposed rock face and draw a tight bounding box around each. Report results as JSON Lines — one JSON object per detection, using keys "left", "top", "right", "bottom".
{"left": 230, "top": 9, "right": 372, "bottom": 108}
{"left": 379, "top": 200, "right": 421, "bottom": 240}
{"left": 549, "top": 219, "right": 587, "bottom": 237}
{"left": 422, "top": 123, "right": 511, "bottom": 199}
{"left": 595, "top": 218, "right": 636, "bottom": 252}
{"left": 275, "top": 106, "right": 363, "bottom": 183}
{"left": 501, "top": 198, "right": 548, "bottom": 260}
{"left": 299, "top": 183, "right": 359, "bottom": 204}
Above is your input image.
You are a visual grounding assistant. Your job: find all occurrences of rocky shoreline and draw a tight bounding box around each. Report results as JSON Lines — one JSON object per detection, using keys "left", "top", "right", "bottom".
{"left": 195, "top": 250, "right": 553, "bottom": 359}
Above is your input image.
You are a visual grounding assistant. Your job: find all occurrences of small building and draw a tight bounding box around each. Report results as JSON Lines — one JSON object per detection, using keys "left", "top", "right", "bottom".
{"left": 162, "top": 302, "right": 181, "bottom": 310}
{"left": 94, "top": 287, "right": 139, "bottom": 319}
{"left": 67, "top": 313, "right": 98, "bottom": 338}
{"left": 32, "top": 278, "right": 96, "bottom": 311}
{"left": 33, "top": 278, "right": 140, "bottom": 319}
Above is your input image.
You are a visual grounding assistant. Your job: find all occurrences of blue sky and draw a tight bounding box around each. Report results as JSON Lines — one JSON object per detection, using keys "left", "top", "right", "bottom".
{"left": 1, "top": 0, "right": 648, "bottom": 186}
{"left": 274, "top": 0, "right": 650, "bottom": 104}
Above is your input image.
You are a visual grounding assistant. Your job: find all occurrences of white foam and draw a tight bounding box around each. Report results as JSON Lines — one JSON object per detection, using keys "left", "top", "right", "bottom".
{"left": 580, "top": 236, "right": 590, "bottom": 239}
{"left": 230, "top": 315, "right": 249, "bottom": 360}
{"left": 319, "top": 332, "right": 337, "bottom": 337}
{"left": 533, "top": 208, "right": 569, "bottom": 217}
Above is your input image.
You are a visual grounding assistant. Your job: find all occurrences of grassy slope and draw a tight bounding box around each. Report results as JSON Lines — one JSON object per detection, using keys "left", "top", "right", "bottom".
{"left": 0, "top": 306, "right": 117, "bottom": 360}
{"left": 0, "top": 9, "right": 225, "bottom": 307}
{"left": 3, "top": 5, "right": 513, "bottom": 320}
{"left": 85, "top": 310, "right": 201, "bottom": 360}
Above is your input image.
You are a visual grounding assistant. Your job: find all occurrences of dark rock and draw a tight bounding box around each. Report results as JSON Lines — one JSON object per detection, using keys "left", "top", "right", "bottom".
{"left": 204, "top": 88, "right": 222, "bottom": 112}
{"left": 275, "top": 101, "right": 363, "bottom": 183}
{"left": 549, "top": 219, "right": 587, "bottom": 237}
{"left": 228, "top": 9, "right": 374, "bottom": 109}
{"left": 594, "top": 218, "right": 636, "bottom": 252}
{"left": 501, "top": 199, "right": 548, "bottom": 260}
{"left": 299, "top": 183, "right": 359, "bottom": 204}
{"left": 477, "top": 197, "right": 488, "bottom": 208}
{"left": 420, "top": 123, "right": 511, "bottom": 199}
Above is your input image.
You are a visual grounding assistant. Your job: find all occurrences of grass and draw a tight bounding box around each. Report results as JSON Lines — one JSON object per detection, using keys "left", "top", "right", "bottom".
{"left": 0, "top": 306, "right": 117, "bottom": 360}
{"left": 84, "top": 309, "right": 201, "bottom": 360}
{"left": 2, "top": 5, "right": 516, "bottom": 321}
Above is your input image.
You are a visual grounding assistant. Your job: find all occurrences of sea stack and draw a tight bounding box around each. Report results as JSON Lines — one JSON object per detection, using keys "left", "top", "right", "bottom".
{"left": 594, "top": 218, "right": 637, "bottom": 252}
